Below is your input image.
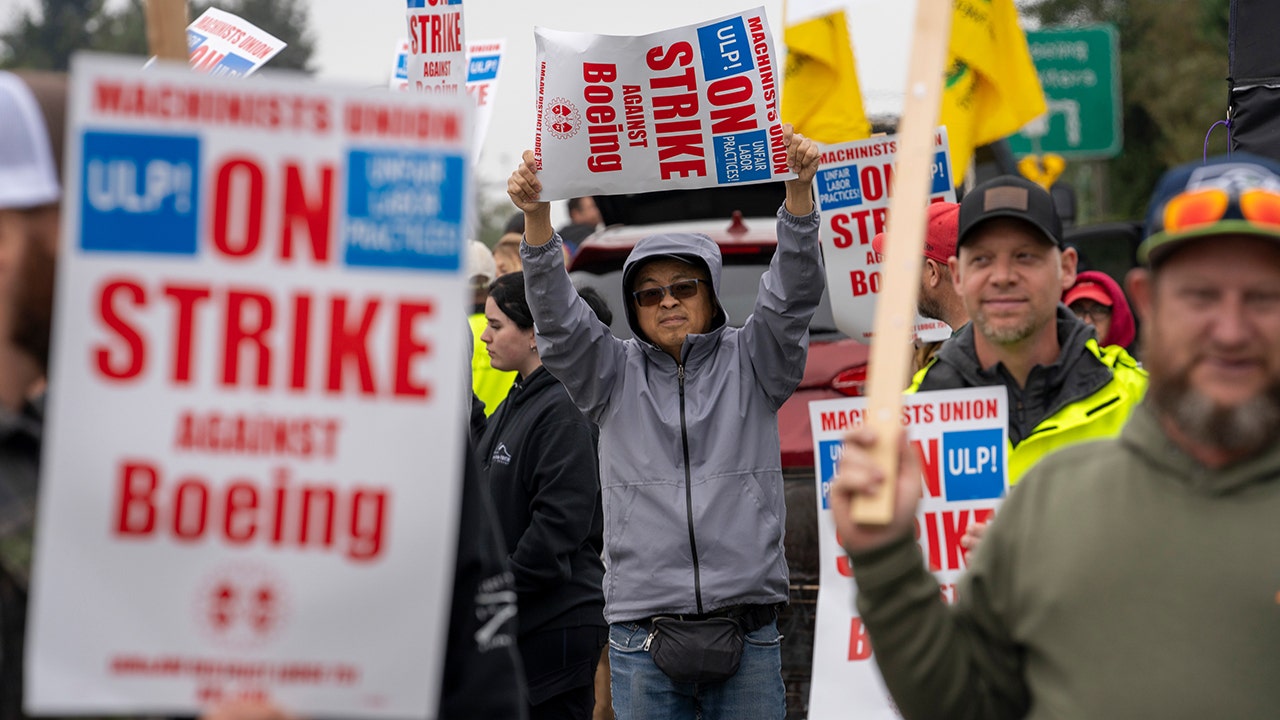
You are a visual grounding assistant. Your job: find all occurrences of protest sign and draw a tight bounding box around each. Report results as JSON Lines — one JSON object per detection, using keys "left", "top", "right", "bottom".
{"left": 465, "top": 39, "right": 504, "bottom": 163}
{"left": 26, "top": 54, "right": 472, "bottom": 718}
{"left": 405, "top": 0, "right": 466, "bottom": 93}
{"left": 807, "top": 387, "right": 1008, "bottom": 719}
{"left": 533, "top": 6, "right": 794, "bottom": 199}
{"left": 816, "top": 130, "right": 955, "bottom": 344}
{"left": 392, "top": 38, "right": 505, "bottom": 164}
{"left": 390, "top": 38, "right": 412, "bottom": 90}
{"left": 185, "top": 7, "right": 286, "bottom": 77}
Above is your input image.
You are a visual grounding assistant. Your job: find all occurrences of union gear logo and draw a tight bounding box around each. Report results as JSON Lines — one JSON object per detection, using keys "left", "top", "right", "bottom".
{"left": 195, "top": 562, "right": 289, "bottom": 649}
{"left": 492, "top": 443, "right": 512, "bottom": 466}
{"left": 547, "top": 98, "right": 581, "bottom": 140}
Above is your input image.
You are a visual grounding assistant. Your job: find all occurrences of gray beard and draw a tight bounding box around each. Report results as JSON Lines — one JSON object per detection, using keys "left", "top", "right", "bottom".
{"left": 973, "top": 310, "right": 1038, "bottom": 346}
{"left": 1147, "top": 375, "right": 1280, "bottom": 454}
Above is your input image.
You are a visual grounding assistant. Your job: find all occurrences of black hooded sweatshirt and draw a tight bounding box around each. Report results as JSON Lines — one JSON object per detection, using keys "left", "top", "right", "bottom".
{"left": 476, "top": 367, "right": 606, "bottom": 635}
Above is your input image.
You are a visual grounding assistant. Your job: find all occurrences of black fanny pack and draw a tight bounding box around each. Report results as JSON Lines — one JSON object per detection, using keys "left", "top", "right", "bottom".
{"left": 642, "top": 605, "right": 776, "bottom": 685}
{"left": 645, "top": 616, "right": 744, "bottom": 684}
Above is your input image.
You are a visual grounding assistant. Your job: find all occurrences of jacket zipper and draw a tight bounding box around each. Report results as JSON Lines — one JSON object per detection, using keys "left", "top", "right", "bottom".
{"left": 678, "top": 363, "right": 704, "bottom": 614}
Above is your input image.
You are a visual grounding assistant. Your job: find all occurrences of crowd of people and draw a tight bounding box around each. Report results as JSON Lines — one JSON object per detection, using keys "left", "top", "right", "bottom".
{"left": 2, "top": 55, "right": 1280, "bottom": 720}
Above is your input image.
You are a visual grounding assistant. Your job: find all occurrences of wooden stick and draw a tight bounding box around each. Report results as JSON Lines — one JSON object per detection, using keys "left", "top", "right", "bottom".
{"left": 852, "top": 0, "right": 953, "bottom": 524}
{"left": 145, "top": 0, "right": 190, "bottom": 63}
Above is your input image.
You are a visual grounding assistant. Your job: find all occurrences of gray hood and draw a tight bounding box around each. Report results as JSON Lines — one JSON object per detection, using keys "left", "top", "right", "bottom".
{"left": 620, "top": 233, "right": 727, "bottom": 344}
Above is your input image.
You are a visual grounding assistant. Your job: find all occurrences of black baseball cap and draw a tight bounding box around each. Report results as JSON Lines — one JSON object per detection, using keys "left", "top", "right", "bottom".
{"left": 957, "top": 174, "right": 1064, "bottom": 248}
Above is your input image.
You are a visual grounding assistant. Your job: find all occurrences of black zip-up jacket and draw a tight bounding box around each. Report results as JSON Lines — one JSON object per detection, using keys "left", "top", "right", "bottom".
{"left": 477, "top": 367, "right": 606, "bottom": 636}
{"left": 916, "top": 307, "right": 1116, "bottom": 445}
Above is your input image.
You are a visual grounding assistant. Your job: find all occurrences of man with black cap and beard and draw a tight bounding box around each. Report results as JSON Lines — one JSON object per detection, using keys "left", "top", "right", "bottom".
{"left": 827, "top": 154, "right": 1280, "bottom": 719}
{"left": 507, "top": 126, "right": 822, "bottom": 720}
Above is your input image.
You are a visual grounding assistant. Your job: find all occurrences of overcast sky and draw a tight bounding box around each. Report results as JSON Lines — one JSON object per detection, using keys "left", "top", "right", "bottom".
{"left": 3, "top": 1, "right": 916, "bottom": 218}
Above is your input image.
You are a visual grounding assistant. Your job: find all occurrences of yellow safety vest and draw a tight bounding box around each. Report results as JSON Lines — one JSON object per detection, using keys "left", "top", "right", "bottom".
{"left": 908, "top": 339, "right": 1147, "bottom": 484}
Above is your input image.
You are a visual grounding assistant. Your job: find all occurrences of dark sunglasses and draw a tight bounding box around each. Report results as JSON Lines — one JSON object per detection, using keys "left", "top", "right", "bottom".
{"left": 1070, "top": 302, "right": 1112, "bottom": 321}
{"left": 632, "top": 279, "right": 706, "bottom": 307}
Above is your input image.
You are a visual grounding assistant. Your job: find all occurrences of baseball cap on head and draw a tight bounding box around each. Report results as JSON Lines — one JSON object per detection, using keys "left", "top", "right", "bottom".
{"left": 1139, "top": 153, "right": 1280, "bottom": 266}
{"left": 957, "top": 174, "right": 1063, "bottom": 249}
{"left": 871, "top": 201, "right": 960, "bottom": 264}
{"left": 1063, "top": 281, "right": 1112, "bottom": 308}
{"left": 467, "top": 240, "right": 496, "bottom": 285}
{"left": 0, "top": 71, "right": 60, "bottom": 210}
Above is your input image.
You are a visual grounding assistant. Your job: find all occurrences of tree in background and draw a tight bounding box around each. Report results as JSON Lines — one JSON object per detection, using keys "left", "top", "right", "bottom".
{"left": 1, "top": 0, "right": 314, "bottom": 73}
{"left": 1022, "top": 0, "right": 1231, "bottom": 220}
{"left": 0, "top": 0, "right": 106, "bottom": 70}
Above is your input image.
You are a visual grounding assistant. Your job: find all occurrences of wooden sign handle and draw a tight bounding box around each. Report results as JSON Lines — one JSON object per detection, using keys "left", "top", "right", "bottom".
{"left": 145, "top": 0, "right": 190, "bottom": 63}
{"left": 853, "top": 0, "right": 953, "bottom": 524}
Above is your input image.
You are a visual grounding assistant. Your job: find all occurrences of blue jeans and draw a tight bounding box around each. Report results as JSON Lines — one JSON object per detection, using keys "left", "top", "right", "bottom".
{"left": 608, "top": 619, "right": 785, "bottom": 720}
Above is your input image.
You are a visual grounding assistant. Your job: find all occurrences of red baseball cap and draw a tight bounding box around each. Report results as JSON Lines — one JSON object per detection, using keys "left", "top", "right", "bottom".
{"left": 1063, "top": 281, "right": 1113, "bottom": 308}
{"left": 871, "top": 202, "right": 960, "bottom": 264}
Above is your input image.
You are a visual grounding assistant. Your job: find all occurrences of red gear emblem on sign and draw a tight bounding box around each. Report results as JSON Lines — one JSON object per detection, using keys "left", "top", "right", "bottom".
{"left": 195, "top": 562, "right": 290, "bottom": 650}
{"left": 547, "top": 97, "right": 580, "bottom": 140}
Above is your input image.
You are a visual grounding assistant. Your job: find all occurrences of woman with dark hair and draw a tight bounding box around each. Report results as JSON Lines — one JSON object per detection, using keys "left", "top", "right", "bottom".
{"left": 478, "top": 271, "right": 607, "bottom": 720}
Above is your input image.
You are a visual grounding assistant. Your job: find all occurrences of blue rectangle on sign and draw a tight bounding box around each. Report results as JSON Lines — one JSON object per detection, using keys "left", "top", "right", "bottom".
{"left": 714, "top": 130, "right": 770, "bottom": 184}
{"left": 468, "top": 55, "right": 500, "bottom": 82}
{"left": 187, "top": 30, "right": 207, "bottom": 51}
{"left": 697, "top": 17, "right": 754, "bottom": 81}
{"left": 209, "top": 54, "right": 256, "bottom": 78}
{"left": 942, "top": 428, "right": 1005, "bottom": 501}
{"left": 817, "top": 166, "right": 863, "bottom": 209}
{"left": 407, "top": 0, "right": 460, "bottom": 5}
{"left": 345, "top": 149, "right": 465, "bottom": 271}
{"left": 80, "top": 131, "right": 200, "bottom": 255}
{"left": 818, "top": 440, "right": 843, "bottom": 510}
{"left": 931, "top": 150, "right": 953, "bottom": 194}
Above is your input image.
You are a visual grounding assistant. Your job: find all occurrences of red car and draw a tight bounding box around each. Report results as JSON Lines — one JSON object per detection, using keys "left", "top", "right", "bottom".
{"left": 566, "top": 186, "right": 868, "bottom": 717}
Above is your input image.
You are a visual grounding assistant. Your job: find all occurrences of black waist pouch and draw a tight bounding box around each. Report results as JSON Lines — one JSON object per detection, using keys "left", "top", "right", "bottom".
{"left": 646, "top": 616, "right": 744, "bottom": 684}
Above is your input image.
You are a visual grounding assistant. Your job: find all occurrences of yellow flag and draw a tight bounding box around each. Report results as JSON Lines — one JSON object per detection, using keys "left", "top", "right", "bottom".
{"left": 782, "top": 10, "right": 871, "bottom": 144}
{"left": 941, "top": 0, "right": 1046, "bottom": 182}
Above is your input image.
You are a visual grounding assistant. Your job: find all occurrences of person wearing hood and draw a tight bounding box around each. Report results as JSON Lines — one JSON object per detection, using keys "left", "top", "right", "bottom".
{"left": 909, "top": 175, "right": 1148, "bottom": 486}
{"left": 1063, "top": 270, "right": 1136, "bottom": 350}
{"left": 507, "top": 126, "right": 822, "bottom": 720}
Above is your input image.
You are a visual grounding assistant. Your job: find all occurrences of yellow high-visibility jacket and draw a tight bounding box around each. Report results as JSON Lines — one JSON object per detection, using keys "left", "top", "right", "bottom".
{"left": 909, "top": 316, "right": 1147, "bottom": 484}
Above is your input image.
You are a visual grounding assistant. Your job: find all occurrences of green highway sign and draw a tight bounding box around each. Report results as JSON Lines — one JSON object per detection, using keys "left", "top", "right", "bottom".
{"left": 1008, "top": 24, "right": 1122, "bottom": 160}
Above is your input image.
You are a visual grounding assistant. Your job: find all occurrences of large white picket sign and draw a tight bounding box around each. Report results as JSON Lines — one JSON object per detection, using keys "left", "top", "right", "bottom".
{"left": 27, "top": 54, "right": 472, "bottom": 718}
{"left": 533, "top": 7, "right": 794, "bottom": 199}
{"left": 808, "top": 387, "right": 1008, "bottom": 719}
{"left": 816, "top": 130, "right": 956, "bottom": 343}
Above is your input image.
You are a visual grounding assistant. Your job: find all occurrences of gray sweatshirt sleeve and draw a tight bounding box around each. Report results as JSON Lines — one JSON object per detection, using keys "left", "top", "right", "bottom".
{"left": 520, "top": 235, "right": 625, "bottom": 422}
{"left": 740, "top": 205, "right": 825, "bottom": 409}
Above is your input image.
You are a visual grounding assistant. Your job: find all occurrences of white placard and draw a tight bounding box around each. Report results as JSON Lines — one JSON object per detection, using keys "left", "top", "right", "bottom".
{"left": 186, "top": 7, "right": 286, "bottom": 77}
{"left": 807, "top": 387, "right": 1008, "bottom": 719}
{"left": 392, "top": 37, "right": 502, "bottom": 164}
{"left": 816, "top": 130, "right": 956, "bottom": 343}
{"left": 27, "top": 54, "right": 472, "bottom": 719}
{"left": 390, "top": 38, "right": 412, "bottom": 89}
{"left": 533, "top": 6, "right": 794, "bottom": 199}
{"left": 405, "top": 0, "right": 466, "bottom": 93}
{"left": 464, "top": 39, "right": 504, "bottom": 164}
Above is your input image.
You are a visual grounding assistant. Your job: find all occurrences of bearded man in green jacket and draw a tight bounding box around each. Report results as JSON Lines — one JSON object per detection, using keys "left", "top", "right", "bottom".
{"left": 828, "top": 153, "right": 1280, "bottom": 719}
